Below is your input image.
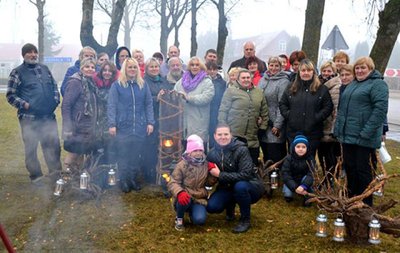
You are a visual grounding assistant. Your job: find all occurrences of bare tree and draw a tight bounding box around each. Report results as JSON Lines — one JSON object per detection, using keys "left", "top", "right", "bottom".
{"left": 96, "top": 0, "right": 152, "bottom": 49}
{"left": 156, "top": 0, "right": 190, "bottom": 56}
{"left": 301, "top": 0, "right": 325, "bottom": 65}
{"left": 29, "top": 0, "right": 46, "bottom": 63}
{"left": 172, "top": 0, "right": 190, "bottom": 48}
{"left": 189, "top": 0, "right": 207, "bottom": 57}
{"left": 210, "top": 0, "right": 239, "bottom": 66}
{"left": 81, "top": 0, "right": 126, "bottom": 58}
{"left": 369, "top": 0, "right": 400, "bottom": 74}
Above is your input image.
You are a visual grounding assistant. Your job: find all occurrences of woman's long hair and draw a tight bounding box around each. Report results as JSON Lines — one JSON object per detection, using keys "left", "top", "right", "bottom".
{"left": 290, "top": 59, "right": 321, "bottom": 94}
{"left": 118, "top": 58, "right": 144, "bottom": 88}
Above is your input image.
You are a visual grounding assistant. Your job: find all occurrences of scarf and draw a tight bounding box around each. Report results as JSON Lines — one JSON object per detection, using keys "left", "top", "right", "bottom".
{"left": 181, "top": 70, "right": 207, "bottom": 93}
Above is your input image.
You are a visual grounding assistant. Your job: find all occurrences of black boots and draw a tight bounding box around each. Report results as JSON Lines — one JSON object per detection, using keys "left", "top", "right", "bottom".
{"left": 232, "top": 218, "right": 251, "bottom": 233}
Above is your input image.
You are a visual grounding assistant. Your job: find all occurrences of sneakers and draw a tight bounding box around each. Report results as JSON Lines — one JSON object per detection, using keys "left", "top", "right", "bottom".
{"left": 31, "top": 176, "right": 45, "bottom": 187}
{"left": 175, "top": 218, "right": 184, "bottom": 231}
{"left": 232, "top": 219, "right": 251, "bottom": 233}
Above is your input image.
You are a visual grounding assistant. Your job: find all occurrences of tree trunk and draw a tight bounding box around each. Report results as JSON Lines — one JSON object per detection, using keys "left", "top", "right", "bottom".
{"left": 301, "top": 0, "right": 325, "bottom": 65}
{"left": 190, "top": 0, "right": 197, "bottom": 57}
{"left": 80, "top": 0, "right": 126, "bottom": 58}
{"left": 159, "top": 0, "right": 169, "bottom": 56}
{"left": 123, "top": 7, "right": 131, "bottom": 48}
{"left": 215, "top": 0, "right": 228, "bottom": 66}
{"left": 369, "top": 0, "right": 400, "bottom": 74}
{"left": 174, "top": 26, "right": 180, "bottom": 48}
{"left": 30, "top": 0, "right": 46, "bottom": 63}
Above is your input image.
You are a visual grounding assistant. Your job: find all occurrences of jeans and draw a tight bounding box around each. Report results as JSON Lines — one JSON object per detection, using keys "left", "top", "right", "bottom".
{"left": 175, "top": 200, "right": 207, "bottom": 225}
{"left": 207, "top": 181, "right": 262, "bottom": 220}
{"left": 19, "top": 116, "right": 62, "bottom": 180}
{"left": 116, "top": 136, "right": 144, "bottom": 183}
{"left": 282, "top": 176, "right": 311, "bottom": 198}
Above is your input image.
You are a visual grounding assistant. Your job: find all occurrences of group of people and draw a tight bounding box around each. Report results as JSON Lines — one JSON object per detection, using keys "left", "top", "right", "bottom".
{"left": 6, "top": 41, "right": 388, "bottom": 233}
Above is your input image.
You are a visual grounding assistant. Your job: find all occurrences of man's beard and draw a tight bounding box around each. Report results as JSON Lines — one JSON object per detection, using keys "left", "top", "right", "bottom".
{"left": 171, "top": 70, "right": 182, "bottom": 80}
{"left": 25, "top": 58, "right": 38, "bottom": 64}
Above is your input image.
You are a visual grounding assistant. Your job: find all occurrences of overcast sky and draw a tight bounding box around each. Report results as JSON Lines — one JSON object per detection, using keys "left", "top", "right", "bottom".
{"left": 0, "top": 0, "right": 394, "bottom": 59}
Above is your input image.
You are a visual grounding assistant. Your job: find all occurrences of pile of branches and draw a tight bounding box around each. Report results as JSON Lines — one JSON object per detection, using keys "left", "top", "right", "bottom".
{"left": 308, "top": 154, "right": 400, "bottom": 243}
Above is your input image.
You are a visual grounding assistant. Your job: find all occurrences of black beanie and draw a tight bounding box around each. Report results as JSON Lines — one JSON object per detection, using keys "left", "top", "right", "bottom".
{"left": 21, "top": 43, "right": 38, "bottom": 57}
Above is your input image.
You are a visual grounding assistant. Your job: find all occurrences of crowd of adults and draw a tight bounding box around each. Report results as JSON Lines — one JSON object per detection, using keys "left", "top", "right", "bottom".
{"left": 6, "top": 41, "right": 389, "bottom": 233}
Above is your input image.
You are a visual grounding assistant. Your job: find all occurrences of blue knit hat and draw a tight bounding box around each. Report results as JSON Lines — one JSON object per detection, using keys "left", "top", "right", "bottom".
{"left": 291, "top": 134, "right": 309, "bottom": 151}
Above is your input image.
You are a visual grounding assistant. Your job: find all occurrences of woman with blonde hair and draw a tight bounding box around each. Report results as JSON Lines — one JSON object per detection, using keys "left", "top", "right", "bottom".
{"left": 174, "top": 56, "right": 214, "bottom": 150}
{"left": 317, "top": 61, "right": 341, "bottom": 184}
{"left": 279, "top": 59, "right": 333, "bottom": 157}
{"left": 334, "top": 56, "right": 388, "bottom": 206}
{"left": 258, "top": 56, "right": 291, "bottom": 163}
{"left": 107, "top": 58, "right": 155, "bottom": 192}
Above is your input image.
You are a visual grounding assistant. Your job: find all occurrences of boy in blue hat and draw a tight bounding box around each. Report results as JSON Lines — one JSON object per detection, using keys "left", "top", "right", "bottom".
{"left": 281, "top": 134, "right": 316, "bottom": 206}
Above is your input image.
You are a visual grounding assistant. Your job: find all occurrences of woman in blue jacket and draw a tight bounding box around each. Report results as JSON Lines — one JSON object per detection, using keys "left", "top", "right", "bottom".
{"left": 107, "top": 58, "right": 155, "bottom": 193}
{"left": 334, "top": 56, "right": 388, "bottom": 206}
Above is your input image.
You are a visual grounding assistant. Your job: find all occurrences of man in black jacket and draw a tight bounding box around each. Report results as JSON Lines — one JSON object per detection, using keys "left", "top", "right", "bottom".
{"left": 207, "top": 123, "right": 264, "bottom": 233}
{"left": 228, "top": 41, "right": 267, "bottom": 73}
{"left": 6, "top": 43, "right": 62, "bottom": 185}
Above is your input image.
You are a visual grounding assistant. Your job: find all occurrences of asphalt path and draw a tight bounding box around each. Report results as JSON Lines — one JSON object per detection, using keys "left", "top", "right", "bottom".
{"left": 0, "top": 85, "right": 399, "bottom": 141}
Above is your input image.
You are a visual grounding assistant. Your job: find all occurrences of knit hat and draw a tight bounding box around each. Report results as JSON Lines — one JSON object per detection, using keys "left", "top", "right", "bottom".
{"left": 186, "top": 134, "right": 204, "bottom": 153}
{"left": 291, "top": 134, "right": 309, "bottom": 151}
{"left": 21, "top": 43, "right": 38, "bottom": 57}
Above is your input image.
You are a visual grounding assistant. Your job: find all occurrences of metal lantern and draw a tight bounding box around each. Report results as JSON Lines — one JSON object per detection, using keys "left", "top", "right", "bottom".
{"left": 332, "top": 217, "right": 345, "bottom": 242}
{"left": 373, "top": 174, "right": 384, "bottom": 197}
{"left": 53, "top": 179, "right": 65, "bottom": 196}
{"left": 270, "top": 171, "right": 278, "bottom": 189}
{"left": 62, "top": 167, "right": 72, "bottom": 182}
{"left": 368, "top": 219, "right": 381, "bottom": 244}
{"left": 315, "top": 213, "right": 328, "bottom": 237}
{"left": 162, "top": 138, "right": 174, "bottom": 154}
{"left": 80, "top": 172, "right": 88, "bottom": 190}
{"left": 108, "top": 169, "right": 116, "bottom": 186}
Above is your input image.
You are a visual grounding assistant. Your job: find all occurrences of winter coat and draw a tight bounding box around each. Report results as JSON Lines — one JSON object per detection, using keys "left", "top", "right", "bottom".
{"left": 321, "top": 76, "right": 341, "bottom": 142}
{"left": 209, "top": 74, "right": 227, "bottom": 140}
{"left": 334, "top": 70, "right": 388, "bottom": 149}
{"left": 144, "top": 73, "right": 172, "bottom": 125}
{"left": 107, "top": 80, "right": 155, "bottom": 140}
{"left": 218, "top": 81, "right": 268, "bottom": 148}
{"left": 279, "top": 80, "right": 333, "bottom": 141}
{"left": 61, "top": 60, "right": 80, "bottom": 96}
{"left": 207, "top": 138, "right": 265, "bottom": 195}
{"left": 174, "top": 75, "right": 215, "bottom": 141}
{"left": 252, "top": 70, "right": 262, "bottom": 86}
{"left": 258, "top": 71, "right": 291, "bottom": 143}
{"left": 281, "top": 152, "right": 316, "bottom": 192}
{"left": 168, "top": 158, "right": 210, "bottom": 206}
{"left": 61, "top": 72, "right": 99, "bottom": 148}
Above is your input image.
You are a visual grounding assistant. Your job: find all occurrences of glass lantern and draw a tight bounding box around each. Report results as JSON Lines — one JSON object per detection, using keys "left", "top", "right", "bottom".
{"left": 332, "top": 217, "right": 345, "bottom": 242}
{"left": 162, "top": 138, "right": 174, "bottom": 154}
{"left": 368, "top": 219, "right": 381, "bottom": 244}
{"left": 53, "top": 179, "right": 65, "bottom": 196}
{"left": 315, "top": 213, "right": 328, "bottom": 237}
{"left": 270, "top": 171, "right": 278, "bottom": 189}
{"left": 108, "top": 168, "right": 116, "bottom": 186}
{"left": 62, "top": 167, "right": 72, "bottom": 182}
{"left": 80, "top": 172, "right": 88, "bottom": 190}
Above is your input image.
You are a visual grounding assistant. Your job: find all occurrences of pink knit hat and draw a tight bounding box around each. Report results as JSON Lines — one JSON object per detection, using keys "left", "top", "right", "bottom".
{"left": 186, "top": 134, "right": 204, "bottom": 153}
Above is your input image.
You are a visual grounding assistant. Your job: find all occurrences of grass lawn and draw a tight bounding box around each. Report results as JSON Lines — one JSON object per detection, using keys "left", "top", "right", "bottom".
{"left": 1, "top": 95, "right": 399, "bottom": 252}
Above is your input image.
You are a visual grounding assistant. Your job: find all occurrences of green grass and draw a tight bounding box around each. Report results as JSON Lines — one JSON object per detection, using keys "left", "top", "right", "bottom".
{"left": 1, "top": 95, "right": 400, "bottom": 252}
